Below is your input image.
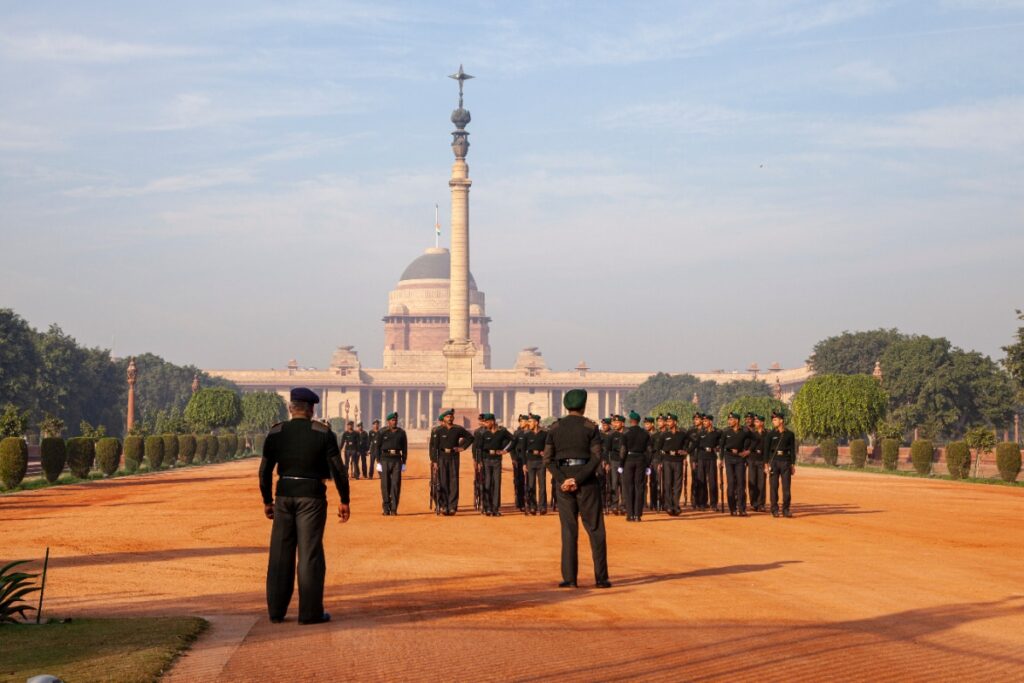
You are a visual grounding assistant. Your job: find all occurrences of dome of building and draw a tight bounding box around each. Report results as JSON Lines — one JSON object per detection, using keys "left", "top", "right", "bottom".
{"left": 399, "top": 247, "right": 477, "bottom": 289}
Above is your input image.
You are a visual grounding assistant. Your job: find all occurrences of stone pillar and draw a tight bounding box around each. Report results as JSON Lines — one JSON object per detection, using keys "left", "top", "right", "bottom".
{"left": 126, "top": 357, "right": 137, "bottom": 433}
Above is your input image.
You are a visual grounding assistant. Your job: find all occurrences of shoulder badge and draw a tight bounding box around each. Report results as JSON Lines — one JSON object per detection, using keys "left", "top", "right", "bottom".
{"left": 311, "top": 421, "right": 329, "bottom": 433}
{"left": 583, "top": 418, "right": 597, "bottom": 429}
{"left": 268, "top": 422, "right": 284, "bottom": 435}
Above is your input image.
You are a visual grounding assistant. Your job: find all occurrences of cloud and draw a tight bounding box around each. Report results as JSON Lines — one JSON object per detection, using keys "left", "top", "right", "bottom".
{"left": 0, "top": 31, "right": 208, "bottom": 63}
{"left": 595, "top": 102, "right": 752, "bottom": 133}
{"left": 65, "top": 167, "right": 255, "bottom": 199}
{"left": 0, "top": 119, "right": 60, "bottom": 151}
{"left": 830, "top": 60, "right": 898, "bottom": 94}
{"left": 144, "top": 89, "right": 364, "bottom": 131}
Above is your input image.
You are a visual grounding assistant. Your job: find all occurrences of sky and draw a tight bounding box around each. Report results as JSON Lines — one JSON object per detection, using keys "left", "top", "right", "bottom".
{"left": 1, "top": 0, "right": 1022, "bottom": 374}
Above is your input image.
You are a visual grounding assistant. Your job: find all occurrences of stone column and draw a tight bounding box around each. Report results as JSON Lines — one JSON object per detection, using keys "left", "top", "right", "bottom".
{"left": 126, "top": 357, "right": 137, "bottom": 433}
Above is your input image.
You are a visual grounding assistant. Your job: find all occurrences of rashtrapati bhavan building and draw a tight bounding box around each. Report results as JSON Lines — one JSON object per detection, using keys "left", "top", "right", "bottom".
{"left": 208, "top": 67, "right": 810, "bottom": 440}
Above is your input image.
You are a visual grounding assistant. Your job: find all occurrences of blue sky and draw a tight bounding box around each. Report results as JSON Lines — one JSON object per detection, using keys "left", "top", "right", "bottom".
{"left": 2, "top": 1, "right": 1022, "bottom": 373}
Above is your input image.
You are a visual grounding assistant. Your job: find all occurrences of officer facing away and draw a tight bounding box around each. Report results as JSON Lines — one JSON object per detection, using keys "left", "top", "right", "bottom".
{"left": 260, "top": 387, "right": 350, "bottom": 625}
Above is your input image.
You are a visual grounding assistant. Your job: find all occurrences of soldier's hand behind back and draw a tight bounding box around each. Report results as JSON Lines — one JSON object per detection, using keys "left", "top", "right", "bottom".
{"left": 338, "top": 503, "right": 350, "bottom": 523}
{"left": 264, "top": 503, "right": 275, "bottom": 520}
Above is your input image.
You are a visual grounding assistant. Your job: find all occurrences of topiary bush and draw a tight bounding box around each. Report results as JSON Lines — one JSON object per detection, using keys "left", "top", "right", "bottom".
{"left": 40, "top": 437, "right": 67, "bottom": 483}
{"left": 66, "top": 437, "right": 95, "bottom": 479}
{"left": 995, "top": 442, "right": 1021, "bottom": 483}
{"left": 162, "top": 434, "right": 179, "bottom": 468}
{"left": 226, "top": 434, "right": 239, "bottom": 458}
{"left": 882, "top": 438, "right": 900, "bottom": 471}
{"left": 849, "top": 439, "right": 867, "bottom": 468}
{"left": 945, "top": 441, "right": 971, "bottom": 479}
{"left": 253, "top": 434, "right": 266, "bottom": 456}
{"left": 144, "top": 435, "right": 164, "bottom": 470}
{"left": 218, "top": 435, "right": 231, "bottom": 460}
{"left": 819, "top": 438, "right": 838, "bottom": 466}
{"left": 194, "top": 435, "right": 208, "bottom": 463}
{"left": 177, "top": 434, "right": 196, "bottom": 465}
{"left": 0, "top": 437, "right": 29, "bottom": 489}
{"left": 204, "top": 435, "right": 219, "bottom": 463}
{"left": 95, "top": 437, "right": 122, "bottom": 476}
{"left": 123, "top": 435, "right": 144, "bottom": 473}
{"left": 910, "top": 439, "right": 934, "bottom": 475}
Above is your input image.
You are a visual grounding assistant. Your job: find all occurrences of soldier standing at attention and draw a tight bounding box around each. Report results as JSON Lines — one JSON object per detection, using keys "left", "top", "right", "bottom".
{"left": 434, "top": 408, "right": 474, "bottom": 516}
{"left": 696, "top": 414, "right": 723, "bottom": 510}
{"left": 747, "top": 414, "right": 768, "bottom": 512}
{"left": 340, "top": 422, "right": 359, "bottom": 480}
{"left": 260, "top": 388, "right": 350, "bottom": 625}
{"left": 688, "top": 412, "right": 703, "bottom": 509}
{"left": 607, "top": 415, "right": 626, "bottom": 515}
{"left": 354, "top": 422, "right": 369, "bottom": 480}
{"left": 646, "top": 416, "right": 663, "bottom": 512}
{"left": 767, "top": 410, "right": 797, "bottom": 518}
{"left": 598, "top": 417, "right": 613, "bottom": 512}
{"left": 428, "top": 414, "right": 444, "bottom": 513}
{"left": 659, "top": 413, "right": 688, "bottom": 516}
{"left": 478, "top": 414, "right": 513, "bottom": 516}
{"left": 523, "top": 414, "right": 548, "bottom": 515}
{"left": 510, "top": 415, "right": 529, "bottom": 512}
{"left": 472, "top": 413, "right": 488, "bottom": 511}
{"left": 722, "top": 412, "right": 751, "bottom": 516}
{"left": 544, "top": 389, "right": 610, "bottom": 589}
{"left": 619, "top": 411, "right": 652, "bottom": 522}
{"left": 367, "top": 419, "right": 381, "bottom": 480}
{"left": 376, "top": 412, "right": 407, "bottom": 515}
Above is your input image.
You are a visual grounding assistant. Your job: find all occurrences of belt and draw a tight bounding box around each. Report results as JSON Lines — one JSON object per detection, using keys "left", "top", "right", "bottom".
{"left": 441, "top": 448, "right": 458, "bottom": 453}
{"left": 531, "top": 450, "right": 544, "bottom": 455}
{"left": 775, "top": 450, "right": 788, "bottom": 456}
{"left": 383, "top": 450, "right": 402, "bottom": 455}
{"left": 703, "top": 447, "right": 716, "bottom": 452}
{"left": 558, "top": 458, "right": 588, "bottom": 466}
{"left": 487, "top": 449, "right": 505, "bottom": 455}
{"left": 281, "top": 476, "right": 321, "bottom": 481}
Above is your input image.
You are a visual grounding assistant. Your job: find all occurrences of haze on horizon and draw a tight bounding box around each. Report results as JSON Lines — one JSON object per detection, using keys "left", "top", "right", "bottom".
{"left": 2, "top": 1, "right": 1021, "bottom": 374}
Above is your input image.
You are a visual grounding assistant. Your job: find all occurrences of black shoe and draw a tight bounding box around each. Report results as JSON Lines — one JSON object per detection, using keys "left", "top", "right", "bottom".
{"left": 771, "top": 510, "right": 780, "bottom": 517}
{"left": 595, "top": 580, "right": 612, "bottom": 589}
{"left": 270, "top": 617, "right": 284, "bottom": 624}
{"left": 558, "top": 580, "right": 577, "bottom": 588}
{"left": 739, "top": 510, "right": 748, "bottom": 517}
{"left": 540, "top": 509, "right": 547, "bottom": 515}
{"left": 494, "top": 511, "right": 502, "bottom": 517}
{"left": 299, "top": 611, "right": 331, "bottom": 625}
{"left": 783, "top": 510, "right": 793, "bottom": 518}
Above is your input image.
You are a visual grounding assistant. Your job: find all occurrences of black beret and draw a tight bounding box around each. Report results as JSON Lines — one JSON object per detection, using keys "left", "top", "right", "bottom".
{"left": 290, "top": 387, "right": 320, "bottom": 405}
{"left": 563, "top": 388, "right": 588, "bottom": 411}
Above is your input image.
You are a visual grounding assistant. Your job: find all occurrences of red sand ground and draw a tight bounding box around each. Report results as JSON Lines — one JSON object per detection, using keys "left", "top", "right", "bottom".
{"left": 3, "top": 453, "right": 1023, "bottom": 682}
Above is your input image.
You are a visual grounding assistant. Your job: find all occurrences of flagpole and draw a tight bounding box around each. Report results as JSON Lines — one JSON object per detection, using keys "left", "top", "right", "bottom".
{"left": 434, "top": 203, "right": 440, "bottom": 248}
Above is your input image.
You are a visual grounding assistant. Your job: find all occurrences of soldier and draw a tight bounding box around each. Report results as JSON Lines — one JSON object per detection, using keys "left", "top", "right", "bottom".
{"left": 376, "top": 412, "right": 407, "bottom": 515}
{"left": 472, "top": 414, "right": 488, "bottom": 511}
{"left": 747, "top": 414, "right": 769, "bottom": 512}
{"left": 695, "top": 414, "right": 722, "bottom": 510}
{"left": 354, "top": 422, "right": 369, "bottom": 480}
{"left": 767, "top": 410, "right": 797, "bottom": 518}
{"left": 722, "top": 411, "right": 751, "bottom": 516}
{"left": 543, "top": 389, "right": 610, "bottom": 589}
{"left": 619, "top": 411, "right": 652, "bottom": 522}
{"left": 647, "top": 416, "right": 663, "bottom": 512}
{"left": 607, "top": 414, "right": 626, "bottom": 515}
{"left": 510, "top": 415, "right": 529, "bottom": 512}
{"left": 433, "top": 408, "right": 474, "bottom": 516}
{"left": 428, "top": 414, "right": 444, "bottom": 513}
{"left": 366, "top": 419, "right": 381, "bottom": 480}
{"left": 659, "top": 413, "right": 688, "bottom": 515}
{"left": 688, "top": 412, "right": 703, "bottom": 509}
{"left": 477, "top": 413, "right": 513, "bottom": 516}
{"left": 340, "top": 421, "right": 359, "bottom": 480}
{"left": 523, "top": 413, "right": 548, "bottom": 515}
{"left": 260, "top": 387, "right": 350, "bottom": 625}
{"left": 598, "top": 417, "right": 613, "bottom": 513}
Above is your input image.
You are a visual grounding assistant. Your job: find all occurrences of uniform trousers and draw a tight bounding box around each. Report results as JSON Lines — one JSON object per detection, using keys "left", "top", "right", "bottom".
{"left": 511, "top": 458, "right": 526, "bottom": 509}
{"left": 689, "top": 456, "right": 701, "bottom": 508}
{"left": 524, "top": 459, "right": 547, "bottom": 511}
{"left": 748, "top": 459, "right": 767, "bottom": 509}
{"left": 607, "top": 460, "right": 623, "bottom": 511}
{"left": 352, "top": 450, "right": 367, "bottom": 479}
{"left": 693, "top": 457, "right": 715, "bottom": 508}
{"left": 661, "top": 458, "right": 684, "bottom": 513}
{"left": 380, "top": 457, "right": 402, "bottom": 513}
{"left": 438, "top": 452, "right": 461, "bottom": 513}
{"left": 648, "top": 457, "right": 662, "bottom": 510}
{"left": 622, "top": 457, "right": 647, "bottom": 519}
{"left": 482, "top": 458, "right": 503, "bottom": 513}
{"left": 769, "top": 458, "right": 793, "bottom": 513}
{"left": 342, "top": 449, "right": 356, "bottom": 478}
{"left": 368, "top": 449, "right": 379, "bottom": 479}
{"left": 267, "top": 496, "right": 327, "bottom": 623}
{"left": 555, "top": 477, "right": 608, "bottom": 584}
{"left": 725, "top": 456, "right": 747, "bottom": 513}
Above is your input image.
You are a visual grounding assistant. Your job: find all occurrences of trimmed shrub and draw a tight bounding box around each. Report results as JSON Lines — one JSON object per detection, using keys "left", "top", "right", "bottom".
{"left": 910, "top": 439, "right": 934, "bottom": 475}
{"left": 849, "top": 439, "right": 867, "bottom": 468}
{"left": 66, "top": 437, "right": 95, "bottom": 478}
{"left": 819, "top": 438, "right": 838, "bottom": 466}
{"left": 253, "top": 434, "right": 266, "bottom": 456}
{"left": 162, "top": 434, "right": 179, "bottom": 468}
{"left": 194, "top": 435, "right": 208, "bottom": 463}
{"left": 226, "top": 434, "right": 239, "bottom": 458}
{"left": 204, "top": 435, "right": 220, "bottom": 463}
{"left": 218, "top": 435, "right": 231, "bottom": 460}
{"left": 178, "top": 434, "right": 197, "bottom": 465}
{"left": 123, "top": 435, "right": 144, "bottom": 473}
{"left": 881, "top": 438, "right": 900, "bottom": 471}
{"left": 995, "top": 442, "right": 1021, "bottom": 483}
{"left": 95, "top": 437, "right": 122, "bottom": 476}
{"left": 144, "top": 435, "right": 164, "bottom": 470}
{"left": 945, "top": 441, "right": 971, "bottom": 479}
{"left": 40, "top": 437, "right": 67, "bottom": 483}
{"left": 0, "top": 437, "right": 29, "bottom": 488}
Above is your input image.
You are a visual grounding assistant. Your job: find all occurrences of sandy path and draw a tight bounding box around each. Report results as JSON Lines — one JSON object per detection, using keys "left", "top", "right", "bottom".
{"left": 3, "top": 453, "right": 1022, "bottom": 681}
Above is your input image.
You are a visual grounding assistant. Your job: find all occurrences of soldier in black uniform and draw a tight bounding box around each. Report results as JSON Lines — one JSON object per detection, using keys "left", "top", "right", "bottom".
{"left": 721, "top": 411, "right": 751, "bottom": 516}
{"left": 543, "top": 389, "right": 610, "bottom": 589}
{"left": 428, "top": 414, "right": 443, "bottom": 513}
{"left": 695, "top": 414, "right": 722, "bottom": 510}
{"left": 688, "top": 412, "right": 703, "bottom": 509}
{"left": 767, "top": 410, "right": 796, "bottom": 517}
{"left": 510, "top": 415, "right": 529, "bottom": 512}
{"left": 646, "top": 416, "right": 662, "bottom": 512}
{"left": 260, "top": 388, "right": 350, "bottom": 625}
{"left": 607, "top": 414, "right": 626, "bottom": 515}
{"left": 434, "top": 408, "right": 474, "bottom": 515}
{"left": 478, "top": 413, "right": 513, "bottom": 516}
{"left": 340, "top": 422, "right": 359, "bottom": 480}
{"left": 659, "top": 413, "right": 689, "bottom": 515}
{"left": 747, "top": 414, "right": 769, "bottom": 512}
{"left": 472, "top": 414, "right": 488, "bottom": 511}
{"left": 619, "top": 411, "right": 652, "bottom": 522}
{"left": 598, "top": 417, "right": 612, "bottom": 512}
{"left": 367, "top": 419, "right": 381, "bottom": 480}
{"left": 523, "top": 414, "right": 548, "bottom": 515}
{"left": 354, "top": 422, "right": 369, "bottom": 480}
{"left": 376, "top": 412, "right": 407, "bottom": 515}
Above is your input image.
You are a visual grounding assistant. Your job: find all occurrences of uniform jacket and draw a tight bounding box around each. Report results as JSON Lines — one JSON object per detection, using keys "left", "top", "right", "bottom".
{"left": 260, "top": 418, "right": 349, "bottom": 505}
{"left": 543, "top": 415, "right": 603, "bottom": 485}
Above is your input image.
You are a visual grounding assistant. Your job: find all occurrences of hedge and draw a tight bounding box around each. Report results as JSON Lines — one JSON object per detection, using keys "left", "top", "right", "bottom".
{"left": 226, "top": 434, "right": 239, "bottom": 457}
{"left": 162, "top": 434, "right": 179, "bottom": 468}
{"left": 144, "top": 436, "right": 164, "bottom": 470}
{"left": 218, "top": 435, "right": 232, "bottom": 460}
{"left": 881, "top": 438, "right": 900, "bottom": 471}
{"left": 40, "top": 436, "right": 67, "bottom": 483}
{"left": 66, "top": 437, "right": 96, "bottom": 478}
{"left": 945, "top": 441, "right": 971, "bottom": 479}
{"left": 95, "top": 437, "right": 122, "bottom": 476}
{"left": 819, "top": 438, "right": 838, "bottom": 466}
{"left": 253, "top": 434, "right": 266, "bottom": 456}
{"left": 849, "top": 439, "right": 867, "bottom": 468}
{"left": 995, "top": 442, "right": 1021, "bottom": 483}
{"left": 123, "top": 435, "right": 144, "bottom": 473}
{"left": 0, "top": 437, "right": 28, "bottom": 488}
{"left": 204, "top": 435, "right": 219, "bottom": 462}
{"left": 178, "top": 434, "right": 197, "bottom": 465}
{"left": 194, "top": 435, "right": 208, "bottom": 463}
{"left": 910, "top": 439, "right": 934, "bottom": 475}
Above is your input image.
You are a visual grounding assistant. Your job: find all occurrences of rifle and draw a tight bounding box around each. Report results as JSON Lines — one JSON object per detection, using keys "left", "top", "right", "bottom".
{"left": 430, "top": 462, "right": 440, "bottom": 515}
{"left": 474, "top": 461, "right": 483, "bottom": 512}
{"left": 682, "top": 456, "right": 689, "bottom": 508}
{"left": 718, "top": 454, "right": 725, "bottom": 513}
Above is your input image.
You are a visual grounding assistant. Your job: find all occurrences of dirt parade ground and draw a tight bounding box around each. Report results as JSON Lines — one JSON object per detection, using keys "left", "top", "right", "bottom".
{"left": 3, "top": 452, "right": 1023, "bottom": 682}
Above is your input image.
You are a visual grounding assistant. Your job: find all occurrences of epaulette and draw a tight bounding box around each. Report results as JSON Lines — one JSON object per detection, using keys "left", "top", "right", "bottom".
{"left": 583, "top": 418, "right": 597, "bottom": 428}
{"left": 268, "top": 422, "right": 284, "bottom": 435}
{"left": 311, "top": 421, "right": 329, "bottom": 433}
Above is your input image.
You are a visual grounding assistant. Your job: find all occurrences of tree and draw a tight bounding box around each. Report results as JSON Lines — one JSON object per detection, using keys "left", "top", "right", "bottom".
{"left": 0, "top": 404, "right": 30, "bottom": 438}
{"left": 185, "top": 388, "right": 242, "bottom": 433}
{"left": 626, "top": 373, "right": 770, "bottom": 419}
{"left": 153, "top": 407, "right": 189, "bottom": 434}
{"left": 1003, "top": 309, "right": 1024, "bottom": 403}
{"left": 651, "top": 400, "right": 700, "bottom": 421}
{"left": 116, "top": 353, "right": 238, "bottom": 431}
{"left": 808, "top": 329, "right": 906, "bottom": 375}
{"left": 790, "top": 374, "right": 887, "bottom": 441}
{"left": 0, "top": 309, "right": 40, "bottom": 412}
{"left": 716, "top": 396, "right": 788, "bottom": 424}
{"left": 240, "top": 392, "right": 287, "bottom": 434}
{"left": 964, "top": 426, "right": 997, "bottom": 479}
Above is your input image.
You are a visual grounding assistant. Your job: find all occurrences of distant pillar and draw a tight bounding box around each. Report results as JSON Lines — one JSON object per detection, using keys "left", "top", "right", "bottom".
{"left": 126, "top": 357, "right": 137, "bottom": 433}
{"left": 191, "top": 372, "right": 200, "bottom": 394}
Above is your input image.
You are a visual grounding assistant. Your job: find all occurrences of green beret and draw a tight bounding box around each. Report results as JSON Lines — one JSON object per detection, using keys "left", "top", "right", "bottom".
{"left": 754, "top": 414, "right": 766, "bottom": 422}
{"left": 518, "top": 414, "right": 529, "bottom": 421}
{"left": 478, "top": 413, "right": 487, "bottom": 420}
{"left": 601, "top": 417, "right": 612, "bottom": 425}
{"left": 744, "top": 412, "right": 756, "bottom": 418}
{"left": 728, "top": 411, "right": 741, "bottom": 419}
{"left": 692, "top": 412, "right": 702, "bottom": 419}
{"left": 483, "top": 413, "right": 496, "bottom": 421}
{"left": 667, "top": 412, "right": 679, "bottom": 421}
{"left": 704, "top": 413, "right": 714, "bottom": 421}
{"left": 439, "top": 408, "right": 454, "bottom": 420}
{"left": 771, "top": 410, "right": 786, "bottom": 420}
{"left": 530, "top": 413, "right": 541, "bottom": 421}
{"left": 611, "top": 414, "right": 624, "bottom": 422}
{"left": 386, "top": 412, "right": 398, "bottom": 421}
{"left": 628, "top": 410, "right": 641, "bottom": 422}
{"left": 563, "top": 388, "right": 588, "bottom": 411}
{"left": 643, "top": 416, "right": 655, "bottom": 424}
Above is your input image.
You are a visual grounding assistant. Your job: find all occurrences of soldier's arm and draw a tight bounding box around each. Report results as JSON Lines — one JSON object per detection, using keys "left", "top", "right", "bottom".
{"left": 325, "top": 433, "right": 350, "bottom": 505}
{"left": 543, "top": 426, "right": 565, "bottom": 484}
{"left": 576, "top": 425, "right": 603, "bottom": 483}
{"left": 258, "top": 428, "right": 281, "bottom": 505}
{"left": 459, "top": 427, "right": 474, "bottom": 451}
{"left": 400, "top": 430, "right": 408, "bottom": 465}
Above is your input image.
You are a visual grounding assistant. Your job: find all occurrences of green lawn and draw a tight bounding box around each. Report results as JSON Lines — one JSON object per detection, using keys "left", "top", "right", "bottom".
{"left": 0, "top": 617, "right": 208, "bottom": 683}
